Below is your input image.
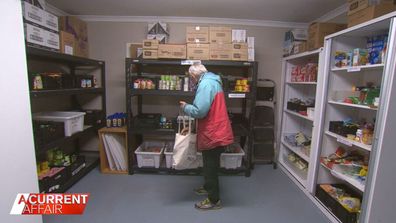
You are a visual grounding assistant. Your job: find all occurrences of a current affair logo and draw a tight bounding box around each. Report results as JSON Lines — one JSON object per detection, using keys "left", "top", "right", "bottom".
{"left": 10, "top": 193, "right": 89, "bottom": 215}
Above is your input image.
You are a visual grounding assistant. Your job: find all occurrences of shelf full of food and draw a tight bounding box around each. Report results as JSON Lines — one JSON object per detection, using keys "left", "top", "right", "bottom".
{"left": 282, "top": 132, "right": 311, "bottom": 162}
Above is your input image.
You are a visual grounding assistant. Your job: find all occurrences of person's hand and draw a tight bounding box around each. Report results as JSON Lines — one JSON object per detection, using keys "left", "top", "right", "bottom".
{"left": 181, "top": 127, "right": 189, "bottom": 135}
{"left": 179, "top": 101, "right": 186, "bottom": 108}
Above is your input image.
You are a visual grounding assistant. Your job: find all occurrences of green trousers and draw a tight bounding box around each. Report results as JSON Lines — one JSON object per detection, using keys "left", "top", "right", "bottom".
{"left": 202, "top": 147, "right": 225, "bottom": 203}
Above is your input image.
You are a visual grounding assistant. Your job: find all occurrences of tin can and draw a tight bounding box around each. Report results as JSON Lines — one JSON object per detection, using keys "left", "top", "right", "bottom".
{"left": 241, "top": 79, "right": 248, "bottom": 86}
{"left": 236, "top": 79, "right": 241, "bottom": 85}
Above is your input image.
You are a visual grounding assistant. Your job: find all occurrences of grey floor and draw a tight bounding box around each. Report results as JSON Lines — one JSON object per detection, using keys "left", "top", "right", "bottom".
{"left": 44, "top": 165, "right": 329, "bottom": 223}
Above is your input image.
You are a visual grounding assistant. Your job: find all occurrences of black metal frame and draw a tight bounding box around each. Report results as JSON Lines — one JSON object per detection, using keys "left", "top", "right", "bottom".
{"left": 125, "top": 58, "right": 258, "bottom": 177}
{"left": 26, "top": 46, "right": 106, "bottom": 192}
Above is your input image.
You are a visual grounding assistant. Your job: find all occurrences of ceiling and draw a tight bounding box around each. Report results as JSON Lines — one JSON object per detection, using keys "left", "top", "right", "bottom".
{"left": 46, "top": 0, "right": 345, "bottom": 23}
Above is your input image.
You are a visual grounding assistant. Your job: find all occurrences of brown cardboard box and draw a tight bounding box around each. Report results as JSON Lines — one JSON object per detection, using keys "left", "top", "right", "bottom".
{"left": 158, "top": 44, "right": 187, "bottom": 59}
{"left": 143, "top": 39, "right": 159, "bottom": 49}
{"left": 186, "top": 26, "right": 209, "bottom": 43}
{"left": 209, "top": 43, "right": 232, "bottom": 60}
{"left": 187, "top": 43, "right": 210, "bottom": 60}
{"left": 75, "top": 40, "right": 89, "bottom": 58}
{"left": 307, "top": 23, "right": 347, "bottom": 50}
{"left": 143, "top": 49, "right": 158, "bottom": 59}
{"left": 60, "top": 31, "right": 75, "bottom": 55}
{"left": 209, "top": 27, "right": 232, "bottom": 44}
{"left": 59, "top": 16, "right": 88, "bottom": 42}
{"left": 348, "top": 0, "right": 369, "bottom": 15}
{"left": 130, "top": 43, "right": 143, "bottom": 58}
{"left": 293, "top": 42, "right": 307, "bottom": 55}
{"left": 348, "top": 2, "right": 396, "bottom": 27}
{"left": 232, "top": 43, "right": 248, "bottom": 61}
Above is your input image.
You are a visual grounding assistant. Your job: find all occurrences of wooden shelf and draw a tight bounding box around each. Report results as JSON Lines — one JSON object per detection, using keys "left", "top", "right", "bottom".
{"left": 286, "top": 82, "right": 317, "bottom": 85}
{"left": 284, "top": 109, "right": 314, "bottom": 122}
{"left": 98, "top": 127, "right": 128, "bottom": 174}
{"left": 321, "top": 163, "right": 365, "bottom": 192}
{"left": 328, "top": 101, "right": 378, "bottom": 111}
{"left": 281, "top": 139, "right": 310, "bottom": 162}
{"left": 325, "top": 131, "right": 372, "bottom": 152}
{"left": 331, "top": 64, "right": 384, "bottom": 72}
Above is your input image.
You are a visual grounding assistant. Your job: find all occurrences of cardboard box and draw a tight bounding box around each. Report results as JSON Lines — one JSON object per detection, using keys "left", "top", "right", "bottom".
{"left": 293, "top": 42, "right": 307, "bottom": 55}
{"left": 283, "top": 29, "right": 308, "bottom": 56}
{"left": 43, "top": 11, "right": 59, "bottom": 32}
{"left": 186, "top": 26, "right": 209, "bottom": 43}
{"left": 158, "top": 44, "right": 187, "bottom": 59}
{"left": 143, "top": 49, "right": 158, "bottom": 59}
{"left": 232, "top": 43, "right": 248, "bottom": 61}
{"left": 59, "top": 16, "right": 88, "bottom": 42}
{"left": 248, "top": 48, "right": 255, "bottom": 61}
{"left": 60, "top": 31, "right": 75, "bottom": 55}
{"left": 130, "top": 43, "right": 143, "bottom": 58}
{"left": 187, "top": 43, "right": 210, "bottom": 60}
{"left": 209, "top": 27, "right": 232, "bottom": 44}
{"left": 75, "top": 40, "right": 89, "bottom": 58}
{"left": 307, "top": 23, "right": 347, "bottom": 50}
{"left": 348, "top": 2, "right": 396, "bottom": 27}
{"left": 143, "top": 39, "right": 159, "bottom": 49}
{"left": 45, "top": 30, "right": 60, "bottom": 50}
{"left": 22, "top": 1, "right": 44, "bottom": 27}
{"left": 232, "top": 29, "right": 246, "bottom": 43}
{"left": 247, "top": 37, "right": 255, "bottom": 49}
{"left": 348, "top": 0, "right": 369, "bottom": 15}
{"left": 24, "top": 23, "right": 46, "bottom": 47}
{"left": 209, "top": 43, "right": 232, "bottom": 60}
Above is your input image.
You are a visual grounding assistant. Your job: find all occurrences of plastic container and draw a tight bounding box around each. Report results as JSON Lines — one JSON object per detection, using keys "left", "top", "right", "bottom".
{"left": 221, "top": 144, "right": 245, "bottom": 169}
{"left": 33, "top": 111, "right": 86, "bottom": 136}
{"left": 135, "top": 141, "right": 165, "bottom": 168}
{"left": 164, "top": 143, "right": 203, "bottom": 169}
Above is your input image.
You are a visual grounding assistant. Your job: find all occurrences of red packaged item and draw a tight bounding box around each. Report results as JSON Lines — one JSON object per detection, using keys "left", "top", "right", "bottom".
{"left": 291, "top": 66, "right": 300, "bottom": 82}
{"left": 297, "top": 66, "right": 306, "bottom": 82}
{"left": 305, "top": 63, "right": 318, "bottom": 82}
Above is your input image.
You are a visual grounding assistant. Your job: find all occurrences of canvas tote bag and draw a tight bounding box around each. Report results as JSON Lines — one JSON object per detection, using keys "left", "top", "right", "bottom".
{"left": 172, "top": 115, "right": 198, "bottom": 170}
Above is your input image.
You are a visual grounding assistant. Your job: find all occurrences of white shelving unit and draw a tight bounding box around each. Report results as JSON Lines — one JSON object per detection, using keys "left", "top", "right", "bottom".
{"left": 310, "top": 12, "right": 396, "bottom": 223}
{"left": 278, "top": 48, "right": 325, "bottom": 191}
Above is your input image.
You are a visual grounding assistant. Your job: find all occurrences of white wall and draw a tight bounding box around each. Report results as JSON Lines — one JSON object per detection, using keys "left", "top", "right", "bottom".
{"left": 0, "top": 1, "right": 41, "bottom": 222}
{"left": 87, "top": 21, "right": 287, "bottom": 115}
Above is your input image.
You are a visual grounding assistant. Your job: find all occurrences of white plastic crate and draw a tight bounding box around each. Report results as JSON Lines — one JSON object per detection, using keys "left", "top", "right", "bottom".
{"left": 164, "top": 142, "right": 202, "bottom": 169}
{"left": 220, "top": 144, "right": 245, "bottom": 169}
{"left": 33, "top": 111, "right": 86, "bottom": 136}
{"left": 135, "top": 141, "right": 165, "bottom": 168}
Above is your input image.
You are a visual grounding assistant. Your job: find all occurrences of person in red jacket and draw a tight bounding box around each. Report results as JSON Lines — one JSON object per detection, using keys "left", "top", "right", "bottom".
{"left": 180, "top": 63, "right": 234, "bottom": 210}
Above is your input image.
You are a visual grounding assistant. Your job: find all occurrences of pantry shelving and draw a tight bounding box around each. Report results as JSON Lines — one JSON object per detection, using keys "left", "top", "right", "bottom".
{"left": 311, "top": 13, "right": 396, "bottom": 223}
{"left": 284, "top": 110, "right": 314, "bottom": 122}
{"left": 330, "top": 63, "right": 384, "bottom": 72}
{"left": 278, "top": 47, "right": 325, "bottom": 190}
{"left": 27, "top": 46, "right": 106, "bottom": 193}
{"left": 325, "top": 131, "right": 372, "bottom": 152}
{"left": 125, "top": 58, "right": 257, "bottom": 177}
{"left": 327, "top": 100, "right": 378, "bottom": 111}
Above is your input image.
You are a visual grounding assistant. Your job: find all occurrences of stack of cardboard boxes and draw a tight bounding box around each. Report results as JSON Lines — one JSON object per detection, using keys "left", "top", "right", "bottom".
{"left": 59, "top": 16, "right": 89, "bottom": 58}
{"left": 347, "top": 0, "right": 396, "bottom": 27}
{"left": 21, "top": 1, "right": 89, "bottom": 58}
{"left": 141, "top": 26, "right": 253, "bottom": 61}
{"left": 22, "top": 1, "right": 60, "bottom": 52}
{"left": 307, "top": 23, "right": 347, "bottom": 50}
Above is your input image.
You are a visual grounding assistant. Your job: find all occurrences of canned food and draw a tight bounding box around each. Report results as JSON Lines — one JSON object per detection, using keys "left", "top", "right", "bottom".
{"left": 241, "top": 79, "right": 248, "bottom": 86}
{"left": 236, "top": 80, "right": 241, "bottom": 85}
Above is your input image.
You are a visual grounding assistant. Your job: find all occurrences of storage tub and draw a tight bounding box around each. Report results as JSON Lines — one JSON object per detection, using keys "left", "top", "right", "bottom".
{"left": 135, "top": 141, "right": 165, "bottom": 168}
{"left": 33, "top": 111, "right": 86, "bottom": 136}
{"left": 221, "top": 144, "right": 245, "bottom": 169}
{"left": 164, "top": 142, "right": 202, "bottom": 169}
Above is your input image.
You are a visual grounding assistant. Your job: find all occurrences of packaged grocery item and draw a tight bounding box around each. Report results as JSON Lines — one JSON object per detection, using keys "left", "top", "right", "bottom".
{"left": 291, "top": 66, "right": 300, "bottom": 82}
{"left": 335, "top": 51, "right": 348, "bottom": 67}
{"left": 305, "top": 63, "right": 318, "bottom": 82}
{"left": 352, "top": 48, "right": 368, "bottom": 66}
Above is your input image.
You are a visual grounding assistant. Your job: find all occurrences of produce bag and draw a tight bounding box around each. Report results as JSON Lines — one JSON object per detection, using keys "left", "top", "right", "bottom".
{"left": 172, "top": 115, "right": 198, "bottom": 170}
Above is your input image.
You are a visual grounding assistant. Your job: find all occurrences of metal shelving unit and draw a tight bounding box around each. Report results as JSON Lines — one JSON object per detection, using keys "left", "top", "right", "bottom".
{"left": 125, "top": 58, "right": 258, "bottom": 177}
{"left": 27, "top": 46, "right": 106, "bottom": 193}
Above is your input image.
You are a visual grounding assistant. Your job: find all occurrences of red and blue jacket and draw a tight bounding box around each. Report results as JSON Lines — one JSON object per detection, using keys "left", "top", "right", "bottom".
{"left": 183, "top": 72, "right": 234, "bottom": 150}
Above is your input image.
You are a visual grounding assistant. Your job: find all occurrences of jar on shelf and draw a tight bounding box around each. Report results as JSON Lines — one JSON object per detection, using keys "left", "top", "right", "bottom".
{"left": 362, "top": 128, "right": 373, "bottom": 145}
